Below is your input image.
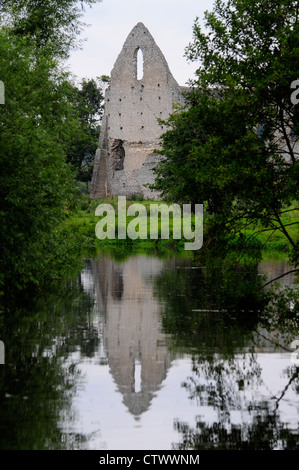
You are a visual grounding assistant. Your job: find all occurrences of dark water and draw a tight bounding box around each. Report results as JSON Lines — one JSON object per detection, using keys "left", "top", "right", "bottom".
{"left": 0, "top": 253, "right": 298, "bottom": 450}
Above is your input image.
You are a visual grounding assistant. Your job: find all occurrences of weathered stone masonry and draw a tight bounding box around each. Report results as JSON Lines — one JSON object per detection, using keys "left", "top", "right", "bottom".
{"left": 90, "top": 22, "right": 186, "bottom": 199}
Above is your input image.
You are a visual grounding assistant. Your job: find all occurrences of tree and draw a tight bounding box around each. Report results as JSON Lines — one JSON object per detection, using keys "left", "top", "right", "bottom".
{"left": 0, "top": 30, "right": 78, "bottom": 293}
{"left": 152, "top": 0, "right": 299, "bottom": 267}
{"left": 66, "top": 78, "right": 105, "bottom": 188}
{"left": 0, "top": 1, "right": 103, "bottom": 296}
{"left": 0, "top": 0, "right": 102, "bottom": 58}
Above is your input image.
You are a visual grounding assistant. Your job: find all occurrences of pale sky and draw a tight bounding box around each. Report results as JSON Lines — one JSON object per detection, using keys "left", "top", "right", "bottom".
{"left": 67, "top": 0, "right": 216, "bottom": 86}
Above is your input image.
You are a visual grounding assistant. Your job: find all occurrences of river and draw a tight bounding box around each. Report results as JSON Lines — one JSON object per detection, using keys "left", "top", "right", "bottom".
{"left": 0, "top": 252, "right": 298, "bottom": 450}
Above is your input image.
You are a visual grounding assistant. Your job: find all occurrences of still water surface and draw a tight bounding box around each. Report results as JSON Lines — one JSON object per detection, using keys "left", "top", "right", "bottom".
{"left": 0, "top": 253, "right": 298, "bottom": 450}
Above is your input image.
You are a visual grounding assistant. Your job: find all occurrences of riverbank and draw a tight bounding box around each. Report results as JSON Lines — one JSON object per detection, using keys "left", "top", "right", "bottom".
{"left": 64, "top": 195, "right": 298, "bottom": 260}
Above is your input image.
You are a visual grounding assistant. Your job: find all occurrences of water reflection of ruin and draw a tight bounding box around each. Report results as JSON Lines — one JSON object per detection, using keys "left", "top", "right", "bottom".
{"left": 80, "top": 254, "right": 297, "bottom": 417}
{"left": 87, "top": 255, "right": 173, "bottom": 417}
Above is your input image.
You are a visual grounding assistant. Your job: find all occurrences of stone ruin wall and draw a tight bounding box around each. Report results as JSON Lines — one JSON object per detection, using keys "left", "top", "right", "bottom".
{"left": 90, "top": 23, "right": 186, "bottom": 199}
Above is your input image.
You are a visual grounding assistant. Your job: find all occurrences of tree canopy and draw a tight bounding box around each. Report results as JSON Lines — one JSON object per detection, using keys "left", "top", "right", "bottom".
{"left": 0, "top": 0, "right": 101, "bottom": 58}
{"left": 66, "top": 77, "right": 105, "bottom": 186}
{"left": 152, "top": 0, "right": 299, "bottom": 266}
{"left": 0, "top": 0, "right": 103, "bottom": 297}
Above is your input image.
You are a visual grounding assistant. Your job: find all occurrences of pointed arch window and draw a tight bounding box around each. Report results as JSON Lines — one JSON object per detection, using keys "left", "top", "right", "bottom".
{"left": 135, "top": 47, "right": 144, "bottom": 81}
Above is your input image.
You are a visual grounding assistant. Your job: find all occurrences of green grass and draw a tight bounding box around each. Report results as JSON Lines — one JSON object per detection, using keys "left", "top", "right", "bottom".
{"left": 63, "top": 195, "right": 190, "bottom": 256}
{"left": 242, "top": 206, "right": 299, "bottom": 254}
{"left": 64, "top": 195, "right": 298, "bottom": 259}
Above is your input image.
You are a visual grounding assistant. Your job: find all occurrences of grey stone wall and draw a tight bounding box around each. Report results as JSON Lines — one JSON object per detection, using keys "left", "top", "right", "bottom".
{"left": 90, "top": 22, "right": 186, "bottom": 199}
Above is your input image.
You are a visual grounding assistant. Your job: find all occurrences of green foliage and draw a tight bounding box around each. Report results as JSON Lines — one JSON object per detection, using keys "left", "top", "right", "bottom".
{"left": 64, "top": 196, "right": 188, "bottom": 255}
{"left": 0, "top": 0, "right": 102, "bottom": 58}
{"left": 0, "top": 0, "right": 105, "bottom": 297}
{"left": 66, "top": 78, "right": 105, "bottom": 185}
{"left": 152, "top": 0, "right": 299, "bottom": 267}
{"left": 0, "top": 28, "right": 83, "bottom": 295}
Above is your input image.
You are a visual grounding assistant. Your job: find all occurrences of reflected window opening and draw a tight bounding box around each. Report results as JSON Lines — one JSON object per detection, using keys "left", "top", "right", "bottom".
{"left": 134, "top": 359, "right": 142, "bottom": 393}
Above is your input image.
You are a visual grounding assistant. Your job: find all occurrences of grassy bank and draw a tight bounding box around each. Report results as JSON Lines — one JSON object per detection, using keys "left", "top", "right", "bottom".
{"left": 241, "top": 207, "right": 299, "bottom": 254}
{"left": 64, "top": 196, "right": 188, "bottom": 257}
{"left": 64, "top": 195, "right": 298, "bottom": 259}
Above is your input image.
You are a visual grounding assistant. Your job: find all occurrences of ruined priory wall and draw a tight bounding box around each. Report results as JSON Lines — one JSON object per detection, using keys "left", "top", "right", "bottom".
{"left": 90, "top": 23, "right": 185, "bottom": 199}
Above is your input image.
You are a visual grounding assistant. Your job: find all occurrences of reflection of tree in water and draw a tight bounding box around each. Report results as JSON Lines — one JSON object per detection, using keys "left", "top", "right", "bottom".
{"left": 174, "top": 407, "right": 299, "bottom": 450}
{"left": 0, "top": 273, "right": 99, "bottom": 450}
{"left": 155, "top": 258, "right": 299, "bottom": 450}
{"left": 155, "top": 259, "right": 265, "bottom": 354}
{"left": 173, "top": 358, "right": 299, "bottom": 450}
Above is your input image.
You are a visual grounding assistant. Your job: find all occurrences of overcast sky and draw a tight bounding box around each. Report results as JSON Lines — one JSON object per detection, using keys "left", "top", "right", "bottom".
{"left": 67, "top": 0, "right": 216, "bottom": 86}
